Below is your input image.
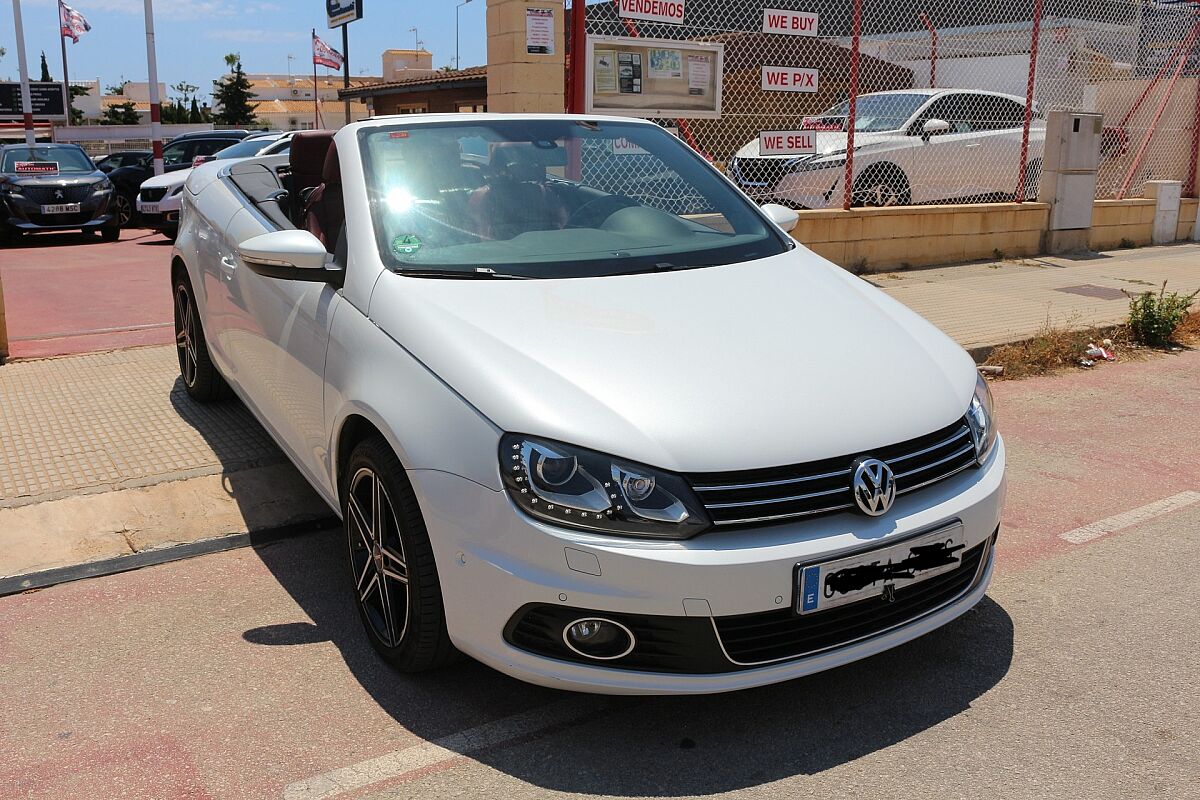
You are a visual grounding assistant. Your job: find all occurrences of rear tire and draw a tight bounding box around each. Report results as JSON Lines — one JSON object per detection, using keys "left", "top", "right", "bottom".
{"left": 100, "top": 223, "right": 120, "bottom": 242}
{"left": 172, "top": 270, "right": 228, "bottom": 402}
{"left": 113, "top": 191, "right": 134, "bottom": 227}
{"left": 342, "top": 435, "right": 456, "bottom": 673}
{"left": 852, "top": 164, "right": 911, "bottom": 207}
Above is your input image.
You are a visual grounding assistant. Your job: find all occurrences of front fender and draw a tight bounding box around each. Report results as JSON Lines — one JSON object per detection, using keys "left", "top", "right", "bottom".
{"left": 323, "top": 301, "right": 503, "bottom": 501}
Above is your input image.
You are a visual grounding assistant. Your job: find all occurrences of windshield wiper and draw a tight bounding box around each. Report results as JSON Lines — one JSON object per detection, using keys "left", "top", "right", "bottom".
{"left": 396, "top": 267, "right": 533, "bottom": 280}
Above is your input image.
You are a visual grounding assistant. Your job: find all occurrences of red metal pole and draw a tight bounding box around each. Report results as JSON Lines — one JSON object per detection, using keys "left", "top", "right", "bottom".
{"left": 918, "top": 13, "right": 937, "bottom": 89}
{"left": 1014, "top": 0, "right": 1044, "bottom": 204}
{"left": 843, "top": 0, "right": 862, "bottom": 210}
{"left": 568, "top": 0, "right": 587, "bottom": 113}
{"left": 1117, "top": 23, "right": 1200, "bottom": 200}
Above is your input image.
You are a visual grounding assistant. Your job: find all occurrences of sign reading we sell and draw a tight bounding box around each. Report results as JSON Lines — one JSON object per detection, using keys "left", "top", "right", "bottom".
{"left": 758, "top": 131, "right": 816, "bottom": 156}
{"left": 617, "top": 0, "right": 685, "bottom": 25}
{"left": 762, "top": 9, "right": 819, "bottom": 36}
{"left": 761, "top": 66, "right": 819, "bottom": 92}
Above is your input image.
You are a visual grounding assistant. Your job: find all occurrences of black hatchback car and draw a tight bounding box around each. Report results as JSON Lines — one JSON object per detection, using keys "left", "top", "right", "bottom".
{"left": 0, "top": 143, "right": 119, "bottom": 244}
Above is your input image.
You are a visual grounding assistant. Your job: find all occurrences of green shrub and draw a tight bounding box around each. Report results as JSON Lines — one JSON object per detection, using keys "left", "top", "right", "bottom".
{"left": 1125, "top": 282, "right": 1199, "bottom": 346}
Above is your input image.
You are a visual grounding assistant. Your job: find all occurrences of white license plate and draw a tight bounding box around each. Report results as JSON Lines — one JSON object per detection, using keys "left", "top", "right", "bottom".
{"left": 796, "top": 523, "right": 967, "bottom": 614}
{"left": 140, "top": 203, "right": 160, "bottom": 214}
{"left": 40, "top": 203, "right": 80, "bottom": 214}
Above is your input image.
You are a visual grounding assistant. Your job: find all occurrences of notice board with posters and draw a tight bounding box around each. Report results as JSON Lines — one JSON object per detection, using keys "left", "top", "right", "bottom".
{"left": 585, "top": 36, "right": 723, "bottom": 119}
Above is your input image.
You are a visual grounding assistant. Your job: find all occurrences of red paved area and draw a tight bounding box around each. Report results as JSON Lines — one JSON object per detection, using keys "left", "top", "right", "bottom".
{"left": 0, "top": 228, "right": 174, "bottom": 360}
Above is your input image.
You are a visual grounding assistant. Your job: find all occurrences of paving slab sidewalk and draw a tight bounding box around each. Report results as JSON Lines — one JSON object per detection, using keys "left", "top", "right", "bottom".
{"left": 872, "top": 242, "right": 1200, "bottom": 352}
{"left": 2, "top": 243, "right": 1199, "bottom": 583}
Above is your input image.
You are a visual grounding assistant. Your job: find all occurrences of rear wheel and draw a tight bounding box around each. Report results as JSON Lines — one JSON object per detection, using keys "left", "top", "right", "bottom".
{"left": 342, "top": 435, "right": 456, "bottom": 673}
{"left": 172, "top": 271, "right": 227, "bottom": 402}
{"left": 852, "top": 164, "right": 911, "bottom": 207}
{"left": 99, "top": 223, "right": 120, "bottom": 242}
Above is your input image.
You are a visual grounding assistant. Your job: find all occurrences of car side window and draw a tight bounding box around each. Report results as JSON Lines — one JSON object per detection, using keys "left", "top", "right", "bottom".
{"left": 163, "top": 142, "right": 189, "bottom": 166}
{"left": 193, "top": 140, "right": 234, "bottom": 157}
{"left": 987, "top": 97, "right": 1027, "bottom": 130}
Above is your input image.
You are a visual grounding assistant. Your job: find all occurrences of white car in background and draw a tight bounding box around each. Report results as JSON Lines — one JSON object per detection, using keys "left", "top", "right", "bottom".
{"left": 731, "top": 89, "right": 1045, "bottom": 208}
{"left": 171, "top": 116, "right": 1004, "bottom": 694}
{"left": 137, "top": 132, "right": 295, "bottom": 240}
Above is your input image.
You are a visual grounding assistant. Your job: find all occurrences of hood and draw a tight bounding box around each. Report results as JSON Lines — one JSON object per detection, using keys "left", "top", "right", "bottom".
{"left": 141, "top": 168, "right": 191, "bottom": 190}
{"left": 734, "top": 130, "right": 900, "bottom": 161}
{"left": 2, "top": 171, "right": 104, "bottom": 188}
{"left": 366, "top": 250, "right": 977, "bottom": 473}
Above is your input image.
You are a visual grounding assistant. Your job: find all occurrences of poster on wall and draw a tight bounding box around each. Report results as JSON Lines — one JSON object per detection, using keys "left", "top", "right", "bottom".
{"left": 525, "top": 8, "right": 555, "bottom": 55}
{"left": 617, "top": 0, "right": 685, "bottom": 25}
{"left": 327, "top": 0, "right": 363, "bottom": 28}
{"left": 587, "top": 35, "right": 723, "bottom": 118}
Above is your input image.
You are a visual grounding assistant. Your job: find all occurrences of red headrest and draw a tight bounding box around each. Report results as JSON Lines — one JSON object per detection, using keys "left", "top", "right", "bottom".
{"left": 322, "top": 141, "right": 341, "bottom": 187}
{"left": 289, "top": 130, "right": 334, "bottom": 184}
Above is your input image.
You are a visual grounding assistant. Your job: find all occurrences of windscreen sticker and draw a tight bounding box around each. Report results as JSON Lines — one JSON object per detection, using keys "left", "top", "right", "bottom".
{"left": 391, "top": 234, "right": 422, "bottom": 256}
{"left": 14, "top": 161, "right": 59, "bottom": 175}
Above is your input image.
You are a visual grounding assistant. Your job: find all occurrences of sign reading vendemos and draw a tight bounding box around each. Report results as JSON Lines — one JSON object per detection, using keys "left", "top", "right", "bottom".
{"left": 0, "top": 82, "right": 67, "bottom": 120}
{"left": 327, "top": 0, "right": 363, "bottom": 29}
{"left": 762, "top": 9, "right": 819, "bottom": 36}
{"left": 758, "top": 131, "right": 816, "bottom": 156}
{"left": 617, "top": 0, "right": 685, "bottom": 25}
{"left": 761, "top": 66, "right": 819, "bottom": 92}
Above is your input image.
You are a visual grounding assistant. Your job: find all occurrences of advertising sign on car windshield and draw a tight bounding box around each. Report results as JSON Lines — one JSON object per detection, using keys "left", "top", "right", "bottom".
{"left": 327, "top": 0, "right": 363, "bottom": 28}
{"left": 14, "top": 161, "right": 60, "bottom": 175}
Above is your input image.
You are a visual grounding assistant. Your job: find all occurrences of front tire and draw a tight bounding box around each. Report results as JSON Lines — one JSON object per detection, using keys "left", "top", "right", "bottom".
{"left": 113, "top": 191, "right": 134, "bottom": 227}
{"left": 172, "top": 271, "right": 227, "bottom": 402}
{"left": 342, "top": 435, "right": 455, "bottom": 673}
{"left": 852, "top": 164, "right": 911, "bottom": 207}
{"left": 100, "top": 223, "right": 120, "bottom": 242}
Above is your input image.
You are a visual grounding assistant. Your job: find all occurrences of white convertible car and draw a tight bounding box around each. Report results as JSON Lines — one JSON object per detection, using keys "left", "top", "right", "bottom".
{"left": 731, "top": 89, "right": 1045, "bottom": 208}
{"left": 173, "top": 115, "right": 1005, "bottom": 694}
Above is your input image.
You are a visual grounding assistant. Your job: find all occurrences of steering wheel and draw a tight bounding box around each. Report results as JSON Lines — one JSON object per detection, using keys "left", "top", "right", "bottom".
{"left": 565, "top": 195, "right": 640, "bottom": 229}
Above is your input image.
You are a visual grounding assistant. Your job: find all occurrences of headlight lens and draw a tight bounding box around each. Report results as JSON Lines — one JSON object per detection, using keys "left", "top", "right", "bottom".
{"left": 967, "top": 373, "right": 997, "bottom": 465}
{"left": 792, "top": 156, "right": 847, "bottom": 173}
{"left": 170, "top": 185, "right": 184, "bottom": 196}
{"left": 501, "top": 434, "right": 711, "bottom": 539}
{"left": 91, "top": 179, "right": 113, "bottom": 194}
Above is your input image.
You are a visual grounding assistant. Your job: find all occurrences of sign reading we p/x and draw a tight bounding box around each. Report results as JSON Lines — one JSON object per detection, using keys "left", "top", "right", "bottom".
{"left": 761, "top": 66, "right": 819, "bottom": 92}
{"left": 762, "top": 9, "right": 819, "bottom": 36}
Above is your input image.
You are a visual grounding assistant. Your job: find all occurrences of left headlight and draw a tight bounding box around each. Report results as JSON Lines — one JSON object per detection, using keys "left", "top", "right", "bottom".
{"left": 91, "top": 179, "right": 113, "bottom": 195}
{"left": 967, "top": 373, "right": 997, "bottom": 465}
{"left": 500, "top": 434, "right": 711, "bottom": 539}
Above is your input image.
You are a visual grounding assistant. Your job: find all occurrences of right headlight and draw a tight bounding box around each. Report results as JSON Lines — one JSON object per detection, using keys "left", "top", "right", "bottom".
{"left": 967, "top": 373, "right": 997, "bottom": 465}
{"left": 500, "top": 434, "right": 711, "bottom": 539}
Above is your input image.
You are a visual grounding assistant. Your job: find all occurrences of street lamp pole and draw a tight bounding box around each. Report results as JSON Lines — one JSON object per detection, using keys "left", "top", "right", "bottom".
{"left": 456, "top": 0, "right": 473, "bottom": 70}
{"left": 10, "top": 0, "right": 36, "bottom": 145}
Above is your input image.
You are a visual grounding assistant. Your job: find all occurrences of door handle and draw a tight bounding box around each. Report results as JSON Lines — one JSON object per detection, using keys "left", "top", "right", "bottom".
{"left": 219, "top": 255, "right": 237, "bottom": 279}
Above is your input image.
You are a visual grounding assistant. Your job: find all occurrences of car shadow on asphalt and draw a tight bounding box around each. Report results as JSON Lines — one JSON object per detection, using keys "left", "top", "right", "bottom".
{"left": 244, "top": 527, "right": 1014, "bottom": 795}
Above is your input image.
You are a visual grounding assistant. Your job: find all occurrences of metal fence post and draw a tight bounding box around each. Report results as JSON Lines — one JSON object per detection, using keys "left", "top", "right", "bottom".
{"left": 1186, "top": 37, "right": 1200, "bottom": 198}
{"left": 568, "top": 0, "right": 587, "bottom": 113}
{"left": 918, "top": 12, "right": 937, "bottom": 88}
{"left": 1014, "top": 0, "right": 1044, "bottom": 204}
{"left": 0, "top": 268, "right": 8, "bottom": 363}
{"left": 843, "top": 0, "right": 863, "bottom": 210}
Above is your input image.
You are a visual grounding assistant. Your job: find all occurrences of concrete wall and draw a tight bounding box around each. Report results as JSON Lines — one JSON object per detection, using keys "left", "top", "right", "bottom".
{"left": 790, "top": 203, "right": 1049, "bottom": 272}
{"left": 1179, "top": 198, "right": 1198, "bottom": 242}
{"left": 1088, "top": 199, "right": 1156, "bottom": 250}
{"left": 486, "top": 0, "right": 565, "bottom": 113}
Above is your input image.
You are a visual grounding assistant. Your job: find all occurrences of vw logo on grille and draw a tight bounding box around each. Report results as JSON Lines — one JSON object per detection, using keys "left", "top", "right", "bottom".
{"left": 851, "top": 458, "right": 896, "bottom": 516}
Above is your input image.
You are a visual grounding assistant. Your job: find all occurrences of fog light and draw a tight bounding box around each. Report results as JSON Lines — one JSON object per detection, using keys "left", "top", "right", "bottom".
{"left": 562, "top": 617, "right": 635, "bottom": 660}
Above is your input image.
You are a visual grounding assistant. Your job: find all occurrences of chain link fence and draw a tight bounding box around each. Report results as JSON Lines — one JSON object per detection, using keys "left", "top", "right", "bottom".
{"left": 578, "top": 0, "right": 1200, "bottom": 208}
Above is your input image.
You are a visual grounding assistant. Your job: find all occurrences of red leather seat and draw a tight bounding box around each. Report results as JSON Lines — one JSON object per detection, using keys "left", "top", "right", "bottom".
{"left": 288, "top": 130, "right": 334, "bottom": 223}
{"left": 304, "top": 143, "right": 344, "bottom": 254}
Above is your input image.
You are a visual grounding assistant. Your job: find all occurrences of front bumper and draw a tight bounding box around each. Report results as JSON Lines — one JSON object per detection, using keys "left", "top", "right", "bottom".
{"left": 137, "top": 194, "right": 181, "bottom": 230}
{"left": 411, "top": 437, "right": 1006, "bottom": 694}
{"left": 2, "top": 192, "right": 114, "bottom": 231}
{"left": 731, "top": 157, "right": 842, "bottom": 209}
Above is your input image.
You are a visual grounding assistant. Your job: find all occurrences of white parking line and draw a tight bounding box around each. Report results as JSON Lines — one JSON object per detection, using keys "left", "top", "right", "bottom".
{"left": 282, "top": 698, "right": 609, "bottom": 799}
{"left": 1059, "top": 491, "right": 1200, "bottom": 545}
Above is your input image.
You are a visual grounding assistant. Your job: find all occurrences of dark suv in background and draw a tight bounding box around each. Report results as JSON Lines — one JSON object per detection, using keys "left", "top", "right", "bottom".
{"left": 106, "top": 130, "right": 252, "bottom": 226}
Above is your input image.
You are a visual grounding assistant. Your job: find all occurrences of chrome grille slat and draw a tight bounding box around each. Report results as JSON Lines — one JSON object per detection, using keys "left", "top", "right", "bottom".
{"left": 689, "top": 417, "right": 977, "bottom": 529}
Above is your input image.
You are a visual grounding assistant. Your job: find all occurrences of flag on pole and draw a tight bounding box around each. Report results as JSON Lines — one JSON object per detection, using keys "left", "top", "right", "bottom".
{"left": 59, "top": 1, "right": 92, "bottom": 43}
{"left": 312, "top": 33, "right": 344, "bottom": 69}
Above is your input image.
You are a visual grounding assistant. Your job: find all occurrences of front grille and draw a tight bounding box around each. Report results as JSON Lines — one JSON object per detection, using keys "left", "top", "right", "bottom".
{"left": 731, "top": 157, "right": 790, "bottom": 189}
{"left": 140, "top": 187, "right": 168, "bottom": 202}
{"left": 689, "top": 417, "right": 977, "bottom": 528}
{"left": 20, "top": 184, "right": 92, "bottom": 204}
{"left": 714, "top": 537, "right": 991, "bottom": 665}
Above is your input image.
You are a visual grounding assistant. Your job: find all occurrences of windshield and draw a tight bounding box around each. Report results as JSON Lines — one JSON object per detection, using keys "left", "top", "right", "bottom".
{"left": 820, "top": 93, "right": 932, "bottom": 133}
{"left": 1, "top": 145, "right": 96, "bottom": 174}
{"left": 359, "top": 120, "right": 788, "bottom": 279}
{"left": 214, "top": 137, "right": 277, "bottom": 160}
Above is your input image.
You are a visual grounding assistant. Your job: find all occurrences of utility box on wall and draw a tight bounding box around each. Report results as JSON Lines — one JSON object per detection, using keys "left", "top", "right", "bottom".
{"left": 1039, "top": 111, "right": 1102, "bottom": 252}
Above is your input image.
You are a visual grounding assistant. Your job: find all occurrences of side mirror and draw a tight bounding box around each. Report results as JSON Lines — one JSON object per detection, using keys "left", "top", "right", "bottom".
{"left": 238, "top": 229, "right": 342, "bottom": 284}
{"left": 760, "top": 202, "right": 800, "bottom": 232}
{"left": 921, "top": 119, "right": 951, "bottom": 141}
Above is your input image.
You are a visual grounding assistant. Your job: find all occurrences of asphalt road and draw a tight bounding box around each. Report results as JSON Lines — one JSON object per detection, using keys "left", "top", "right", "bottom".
{"left": 1, "top": 351, "right": 1198, "bottom": 800}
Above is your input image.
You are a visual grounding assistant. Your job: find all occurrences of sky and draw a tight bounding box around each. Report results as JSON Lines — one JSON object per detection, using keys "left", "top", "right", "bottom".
{"left": 1, "top": 0, "right": 490, "bottom": 101}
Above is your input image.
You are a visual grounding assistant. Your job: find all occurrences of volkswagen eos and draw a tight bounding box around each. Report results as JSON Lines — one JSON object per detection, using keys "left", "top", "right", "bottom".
{"left": 171, "top": 115, "right": 1005, "bottom": 694}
